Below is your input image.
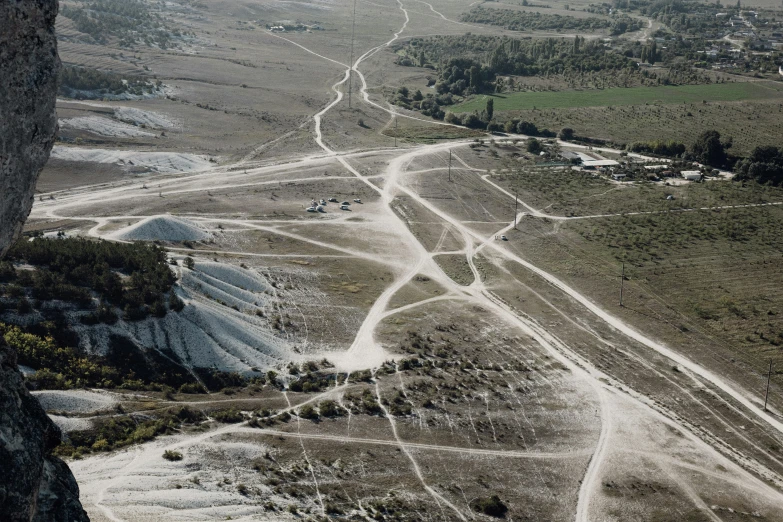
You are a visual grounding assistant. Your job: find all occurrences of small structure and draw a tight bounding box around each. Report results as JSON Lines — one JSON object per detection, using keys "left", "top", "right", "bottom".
{"left": 611, "top": 173, "right": 627, "bottom": 181}
{"left": 560, "top": 151, "right": 582, "bottom": 162}
{"left": 583, "top": 159, "right": 620, "bottom": 170}
{"left": 681, "top": 170, "right": 702, "bottom": 181}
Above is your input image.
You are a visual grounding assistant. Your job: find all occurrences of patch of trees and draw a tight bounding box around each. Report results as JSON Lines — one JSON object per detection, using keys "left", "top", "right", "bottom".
{"left": 5, "top": 237, "right": 176, "bottom": 322}
{"left": 461, "top": 6, "right": 642, "bottom": 35}
{"left": 59, "top": 65, "right": 160, "bottom": 99}
{"left": 60, "top": 0, "right": 186, "bottom": 49}
{"left": 610, "top": 0, "right": 696, "bottom": 17}
{"left": 735, "top": 146, "right": 783, "bottom": 186}
{"left": 397, "top": 35, "right": 637, "bottom": 99}
{"left": 628, "top": 140, "right": 687, "bottom": 156}
{"left": 690, "top": 130, "right": 731, "bottom": 168}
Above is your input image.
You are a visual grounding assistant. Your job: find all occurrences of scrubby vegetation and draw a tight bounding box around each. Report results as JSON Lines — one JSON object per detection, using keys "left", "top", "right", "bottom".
{"left": 0, "top": 321, "right": 201, "bottom": 390}
{"left": 163, "top": 450, "right": 183, "bottom": 461}
{"left": 576, "top": 206, "right": 783, "bottom": 266}
{"left": 1, "top": 323, "right": 120, "bottom": 389}
{"left": 470, "top": 495, "right": 508, "bottom": 517}
{"left": 59, "top": 65, "right": 161, "bottom": 99}
{"left": 60, "top": 0, "right": 190, "bottom": 49}
{"left": 55, "top": 407, "right": 206, "bottom": 457}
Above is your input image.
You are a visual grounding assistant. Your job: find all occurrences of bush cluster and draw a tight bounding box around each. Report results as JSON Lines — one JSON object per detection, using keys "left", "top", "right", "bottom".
{"left": 56, "top": 407, "right": 205, "bottom": 457}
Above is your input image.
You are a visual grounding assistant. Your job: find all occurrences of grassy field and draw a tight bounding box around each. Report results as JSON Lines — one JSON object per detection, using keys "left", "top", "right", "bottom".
{"left": 452, "top": 82, "right": 783, "bottom": 112}
{"left": 464, "top": 97, "right": 783, "bottom": 155}
{"left": 382, "top": 122, "right": 484, "bottom": 143}
{"left": 489, "top": 163, "right": 783, "bottom": 217}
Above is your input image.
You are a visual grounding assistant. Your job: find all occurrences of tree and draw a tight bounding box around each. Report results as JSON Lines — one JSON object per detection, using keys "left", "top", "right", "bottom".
{"left": 469, "top": 65, "right": 481, "bottom": 91}
{"left": 418, "top": 50, "right": 425, "bottom": 67}
{"left": 526, "top": 138, "right": 543, "bottom": 154}
{"left": 183, "top": 257, "right": 195, "bottom": 270}
{"left": 462, "top": 112, "right": 484, "bottom": 129}
{"left": 486, "top": 98, "right": 494, "bottom": 121}
{"left": 691, "top": 130, "right": 727, "bottom": 167}
{"left": 559, "top": 127, "right": 575, "bottom": 140}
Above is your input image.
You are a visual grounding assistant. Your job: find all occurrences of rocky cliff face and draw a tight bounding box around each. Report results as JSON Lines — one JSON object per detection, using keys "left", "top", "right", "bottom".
{"left": 0, "top": 0, "right": 61, "bottom": 257}
{"left": 1, "top": 1, "right": 89, "bottom": 520}
{"left": 0, "top": 339, "right": 89, "bottom": 521}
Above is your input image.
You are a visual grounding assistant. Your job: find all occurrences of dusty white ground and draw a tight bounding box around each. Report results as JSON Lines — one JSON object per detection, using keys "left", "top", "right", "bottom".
{"left": 50, "top": 147, "right": 215, "bottom": 174}
{"left": 59, "top": 116, "right": 158, "bottom": 138}
{"left": 33, "top": 389, "right": 119, "bottom": 414}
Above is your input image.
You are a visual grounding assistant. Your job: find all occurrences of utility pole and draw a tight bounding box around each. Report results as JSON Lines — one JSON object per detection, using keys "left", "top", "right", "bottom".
{"left": 448, "top": 150, "right": 452, "bottom": 182}
{"left": 764, "top": 360, "right": 773, "bottom": 411}
{"left": 620, "top": 263, "right": 625, "bottom": 307}
{"left": 348, "top": 0, "right": 357, "bottom": 109}
{"left": 514, "top": 192, "right": 518, "bottom": 229}
{"left": 394, "top": 117, "right": 398, "bottom": 147}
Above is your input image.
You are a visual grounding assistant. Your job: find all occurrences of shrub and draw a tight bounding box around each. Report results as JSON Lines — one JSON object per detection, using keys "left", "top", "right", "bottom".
{"left": 471, "top": 495, "right": 508, "bottom": 517}
{"left": 163, "top": 450, "right": 183, "bottom": 461}
{"left": 211, "top": 408, "right": 244, "bottom": 423}
{"left": 298, "top": 404, "right": 319, "bottom": 420}
{"left": 318, "top": 400, "right": 341, "bottom": 418}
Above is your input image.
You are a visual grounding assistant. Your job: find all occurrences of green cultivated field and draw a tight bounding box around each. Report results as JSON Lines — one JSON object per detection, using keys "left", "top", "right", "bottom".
{"left": 452, "top": 82, "right": 783, "bottom": 112}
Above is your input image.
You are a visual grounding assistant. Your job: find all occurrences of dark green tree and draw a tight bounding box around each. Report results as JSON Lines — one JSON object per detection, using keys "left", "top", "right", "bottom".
{"left": 691, "top": 130, "right": 727, "bottom": 167}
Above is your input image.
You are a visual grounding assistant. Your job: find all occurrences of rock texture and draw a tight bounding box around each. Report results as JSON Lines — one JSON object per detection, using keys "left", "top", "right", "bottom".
{"left": 0, "top": 339, "right": 89, "bottom": 521}
{"left": 0, "top": 0, "right": 61, "bottom": 257}
{"left": 1, "top": 1, "right": 89, "bottom": 520}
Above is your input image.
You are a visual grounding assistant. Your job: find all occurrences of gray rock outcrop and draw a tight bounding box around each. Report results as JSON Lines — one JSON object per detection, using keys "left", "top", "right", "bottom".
{"left": 1, "top": 1, "right": 89, "bottom": 520}
{"left": 0, "top": 339, "right": 89, "bottom": 521}
{"left": 0, "top": 0, "right": 61, "bottom": 257}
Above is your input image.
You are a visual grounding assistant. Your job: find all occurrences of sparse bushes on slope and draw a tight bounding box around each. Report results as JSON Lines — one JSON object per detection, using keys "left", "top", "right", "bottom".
{"left": 470, "top": 495, "right": 508, "bottom": 517}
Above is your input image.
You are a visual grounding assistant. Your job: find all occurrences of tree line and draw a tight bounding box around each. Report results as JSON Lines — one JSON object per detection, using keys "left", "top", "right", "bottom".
{"left": 627, "top": 131, "right": 783, "bottom": 185}
{"left": 461, "top": 6, "right": 642, "bottom": 35}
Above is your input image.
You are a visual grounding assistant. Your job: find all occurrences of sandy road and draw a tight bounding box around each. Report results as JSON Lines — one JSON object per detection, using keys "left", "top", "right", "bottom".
{"left": 236, "top": 426, "right": 591, "bottom": 459}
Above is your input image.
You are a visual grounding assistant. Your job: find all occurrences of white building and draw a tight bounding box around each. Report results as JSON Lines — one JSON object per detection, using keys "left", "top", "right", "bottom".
{"left": 681, "top": 170, "right": 702, "bottom": 181}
